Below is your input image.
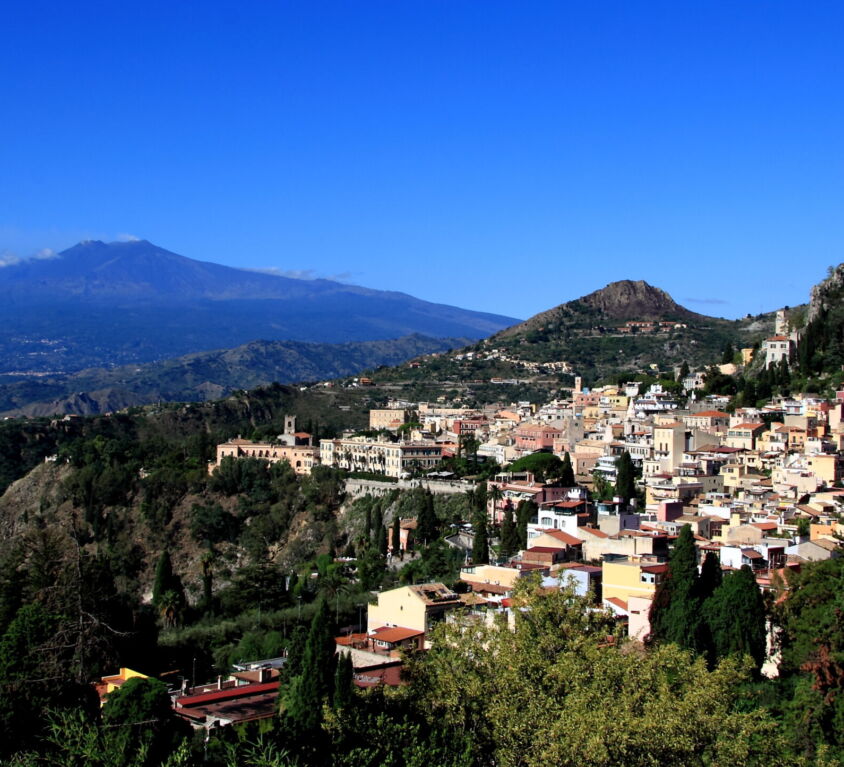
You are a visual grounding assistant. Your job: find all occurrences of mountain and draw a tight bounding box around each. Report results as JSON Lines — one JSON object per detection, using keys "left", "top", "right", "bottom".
{"left": 0, "top": 334, "right": 467, "bottom": 417}
{"left": 369, "top": 280, "right": 778, "bottom": 397}
{"left": 498, "top": 279, "right": 702, "bottom": 338}
{"left": 0, "top": 240, "right": 518, "bottom": 373}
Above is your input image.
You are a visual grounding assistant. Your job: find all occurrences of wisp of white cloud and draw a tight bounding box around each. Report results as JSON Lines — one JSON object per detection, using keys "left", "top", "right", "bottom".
{"left": 116, "top": 233, "right": 141, "bottom": 242}
{"left": 31, "top": 248, "right": 58, "bottom": 260}
{"left": 0, "top": 251, "right": 21, "bottom": 267}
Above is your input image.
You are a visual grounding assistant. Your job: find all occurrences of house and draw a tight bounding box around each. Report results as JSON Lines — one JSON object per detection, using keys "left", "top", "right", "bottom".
{"left": 460, "top": 563, "right": 525, "bottom": 598}
{"left": 763, "top": 336, "right": 793, "bottom": 368}
{"left": 601, "top": 556, "right": 668, "bottom": 603}
{"left": 172, "top": 665, "right": 281, "bottom": 729}
{"left": 94, "top": 668, "right": 149, "bottom": 706}
{"left": 367, "top": 583, "right": 464, "bottom": 634}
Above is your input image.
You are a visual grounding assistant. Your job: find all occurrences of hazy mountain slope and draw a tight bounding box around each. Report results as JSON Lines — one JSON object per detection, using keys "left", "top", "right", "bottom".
{"left": 0, "top": 334, "right": 467, "bottom": 417}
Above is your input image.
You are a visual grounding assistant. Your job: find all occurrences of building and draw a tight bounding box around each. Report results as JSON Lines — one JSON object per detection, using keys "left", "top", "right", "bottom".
{"left": 209, "top": 415, "right": 318, "bottom": 475}
{"left": 601, "top": 557, "right": 668, "bottom": 603}
{"left": 366, "top": 583, "right": 464, "bottom": 634}
{"left": 320, "top": 437, "right": 443, "bottom": 478}
{"left": 764, "top": 336, "right": 793, "bottom": 368}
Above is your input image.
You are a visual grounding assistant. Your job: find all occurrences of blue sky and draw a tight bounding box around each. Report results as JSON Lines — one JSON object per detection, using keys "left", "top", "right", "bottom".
{"left": 1, "top": 1, "right": 842, "bottom": 320}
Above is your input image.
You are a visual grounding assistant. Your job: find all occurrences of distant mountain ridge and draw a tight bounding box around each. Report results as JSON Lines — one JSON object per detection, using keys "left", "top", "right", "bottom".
{"left": 0, "top": 334, "right": 467, "bottom": 417}
{"left": 0, "top": 239, "right": 518, "bottom": 373}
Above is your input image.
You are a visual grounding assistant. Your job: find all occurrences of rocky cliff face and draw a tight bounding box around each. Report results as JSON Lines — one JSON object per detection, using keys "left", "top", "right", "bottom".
{"left": 575, "top": 280, "right": 697, "bottom": 321}
{"left": 807, "top": 264, "right": 844, "bottom": 324}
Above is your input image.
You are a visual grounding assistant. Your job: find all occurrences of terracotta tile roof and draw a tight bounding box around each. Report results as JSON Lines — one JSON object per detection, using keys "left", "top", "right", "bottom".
{"left": 370, "top": 626, "right": 424, "bottom": 643}
{"left": 539, "top": 529, "right": 583, "bottom": 546}
{"left": 580, "top": 526, "right": 608, "bottom": 539}
{"left": 605, "top": 597, "right": 629, "bottom": 612}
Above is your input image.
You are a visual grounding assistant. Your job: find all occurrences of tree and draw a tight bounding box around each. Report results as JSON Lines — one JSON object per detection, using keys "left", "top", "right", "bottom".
{"left": 471, "top": 513, "right": 489, "bottom": 565}
{"left": 333, "top": 652, "right": 355, "bottom": 710}
{"left": 649, "top": 525, "right": 702, "bottom": 651}
{"left": 677, "top": 360, "right": 690, "bottom": 383}
{"left": 515, "top": 500, "right": 535, "bottom": 550}
{"left": 406, "top": 575, "right": 786, "bottom": 767}
{"left": 702, "top": 566, "right": 767, "bottom": 672}
{"left": 507, "top": 453, "right": 561, "bottom": 482}
{"left": 151, "top": 551, "right": 184, "bottom": 611}
{"left": 376, "top": 520, "right": 388, "bottom": 557}
{"left": 103, "top": 676, "right": 188, "bottom": 764}
{"left": 614, "top": 451, "right": 636, "bottom": 506}
{"left": 391, "top": 515, "right": 402, "bottom": 558}
{"left": 416, "top": 490, "right": 437, "bottom": 545}
{"left": 285, "top": 597, "right": 335, "bottom": 734}
{"left": 559, "top": 452, "right": 575, "bottom": 487}
{"left": 498, "top": 504, "right": 520, "bottom": 561}
{"left": 697, "top": 551, "right": 722, "bottom": 601}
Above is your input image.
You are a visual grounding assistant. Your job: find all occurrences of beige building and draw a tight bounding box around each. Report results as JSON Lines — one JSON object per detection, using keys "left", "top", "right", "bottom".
{"left": 367, "top": 583, "right": 464, "bottom": 634}
{"left": 210, "top": 438, "right": 318, "bottom": 476}
{"left": 320, "top": 437, "right": 443, "bottom": 478}
{"left": 369, "top": 409, "right": 411, "bottom": 431}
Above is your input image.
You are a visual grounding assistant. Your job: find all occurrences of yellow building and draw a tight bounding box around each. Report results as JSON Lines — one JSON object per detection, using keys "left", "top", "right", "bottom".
{"left": 96, "top": 668, "right": 148, "bottom": 706}
{"left": 460, "top": 564, "right": 524, "bottom": 595}
{"left": 367, "top": 583, "right": 464, "bottom": 634}
{"left": 601, "top": 558, "right": 667, "bottom": 603}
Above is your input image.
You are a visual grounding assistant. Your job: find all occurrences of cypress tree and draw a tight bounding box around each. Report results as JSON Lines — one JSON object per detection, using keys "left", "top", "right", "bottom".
{"left": 471, "top": 513, "right": 489, "bottom": 565}
{"left": 698, "top": 551, "right": 722, "bottom": 601}
{"left": 376, "top": 520, "right": 388, "bottom": 556}
{"left": 499, "top": 504, "right": 520, "bottom": 560}
{"left": 614, "top": 451, "right": 636, "bottom": 506}
{"left": 560, "top": 453, "right": 575, "bottom": 487}
{"left": 416, "top": 490, "right": 437, "bottom": 545}
{"left": 333, "top": 652, "right": 355, "bottom": 710}
{"left": 703, "top": 565, "right": 767, "bottom": 672}
{"left": 285, "top": 597, "right": 335, "bottom": 732}
{"left": 516, "top": 500, "right": 535, "bottom": 550}
{"left": 152, "top": 551, "right": 184, "bottom": 609}
{"left": 649, "top": 525, "right": 702, "bottom": 651}
{"left": 391, "top": 515, "right": 401, "bottom": 558}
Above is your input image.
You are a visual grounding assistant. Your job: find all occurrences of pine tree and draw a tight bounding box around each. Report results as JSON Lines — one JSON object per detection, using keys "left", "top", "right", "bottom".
{"left": 391, "top": 515, "right": 401, "bottom": 558}
{"left": 703, "top": 565, "right": 767, "bottom": 672}
{"left": 649, "top": 525, "right": 702, "bottom": 651}
{"left": 560, "top": 453, "right": 575, "bottom": 487}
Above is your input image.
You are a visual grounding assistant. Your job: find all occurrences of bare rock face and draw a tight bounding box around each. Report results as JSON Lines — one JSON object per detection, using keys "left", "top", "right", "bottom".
{"left": 575, "top": 280, "right": 692, "bottom": 321}
{"left": 808, "top": 264, "right": 844, "bottom": 324}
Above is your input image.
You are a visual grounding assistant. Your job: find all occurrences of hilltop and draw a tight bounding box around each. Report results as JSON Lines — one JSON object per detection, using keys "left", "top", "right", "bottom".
{"left": 368, "top": 280, "right": 779, "bottom": 399}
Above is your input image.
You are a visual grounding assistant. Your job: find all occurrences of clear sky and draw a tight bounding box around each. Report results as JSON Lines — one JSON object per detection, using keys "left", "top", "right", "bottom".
{"left": 1, "top": 1, "right": 842, "bottom": 320}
